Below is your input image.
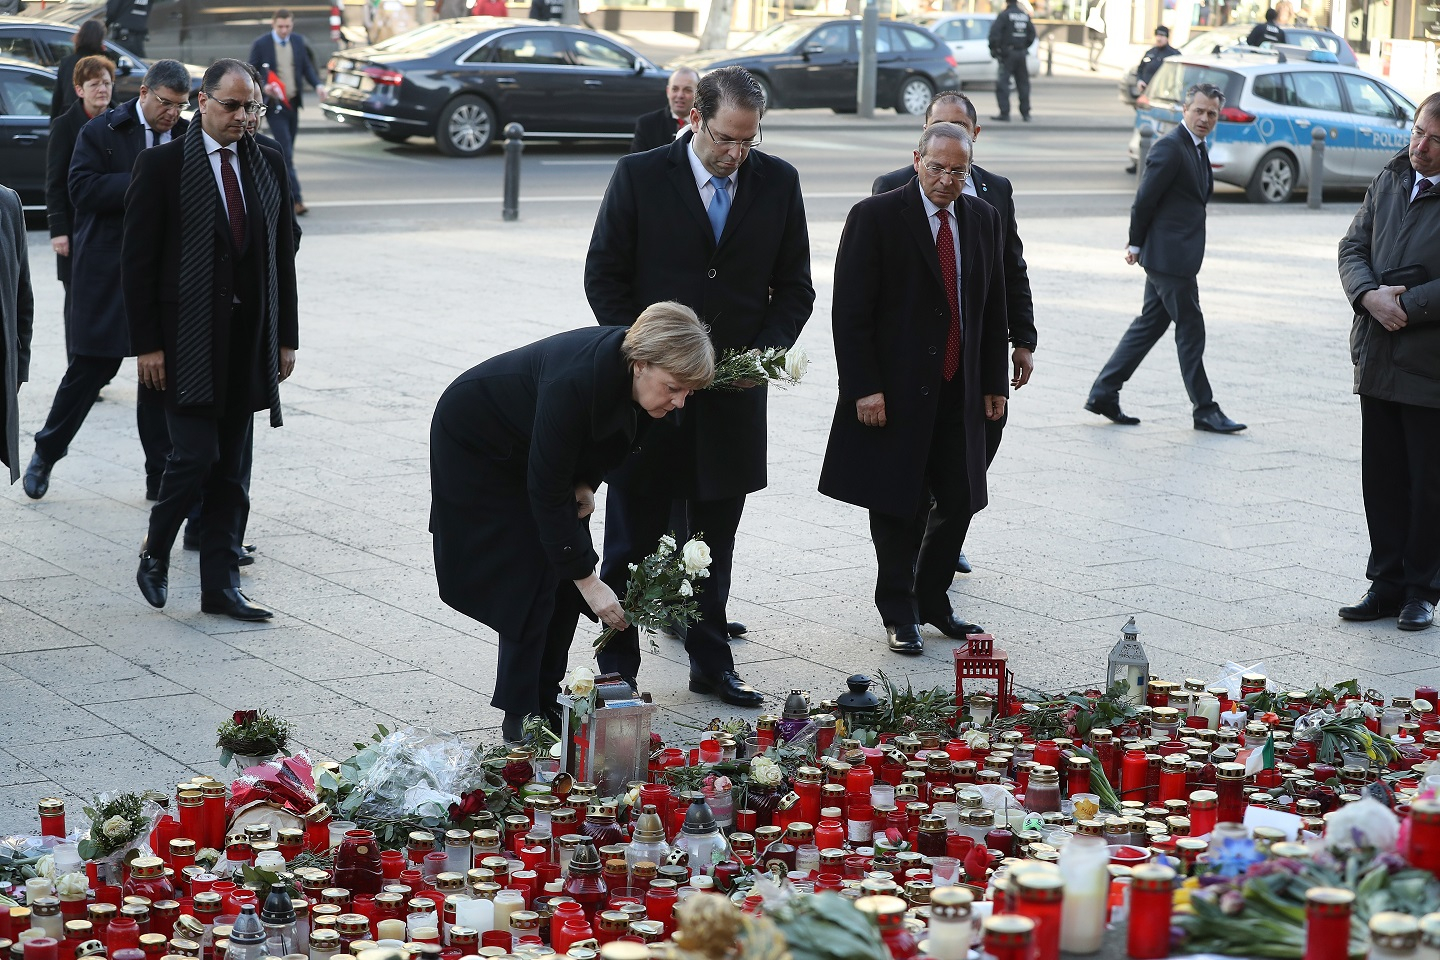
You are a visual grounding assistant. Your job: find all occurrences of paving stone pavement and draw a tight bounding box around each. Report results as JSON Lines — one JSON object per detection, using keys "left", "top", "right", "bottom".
{"left": 2, "top": 199, "right": 1434, "bottom": 833}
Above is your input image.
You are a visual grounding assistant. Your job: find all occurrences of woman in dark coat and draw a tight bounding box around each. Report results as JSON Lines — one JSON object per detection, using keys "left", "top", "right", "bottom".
{"left": 431, "top": 303, "right": 714, "bottom": 742}
{"left": 50, "top": 19, "right": 109, "bottom": 120}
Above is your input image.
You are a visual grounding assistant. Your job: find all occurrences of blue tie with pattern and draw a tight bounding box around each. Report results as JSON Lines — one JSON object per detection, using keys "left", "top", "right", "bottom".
{"left": 707, "top": 175, "right": 730, "bottom": 242}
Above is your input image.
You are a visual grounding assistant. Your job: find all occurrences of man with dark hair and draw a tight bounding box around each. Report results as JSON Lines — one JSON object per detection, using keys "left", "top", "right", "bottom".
{"left": 23, "top": 59, "right": 190, "bottom": 502}
{"left": 988, "top": 0, "right": 1035, "bottom": 122}
{"left": 586, "top": 64, "right": 814, "bottom": 706}
{"left": 125, "top": 58, "right": 299, "bottom": 621}
{"left": 873, "top": 90, "right": 1035, "bottom": 577}
{"left": 1247, "top": 9, "right": 1286, "bottom": 46}
{"left": 1086, "top": 82, "right": 1245, "bottom": 434}
{"left": 249, "top": 8, "right": 324, "bottom": 216}
{"left": 1135, "top": 26, "right": 1176, "bottom": 92}
{"left": 821, "top": 122, "right": 1009, "bottom": 655}
{"left": 630, "top": 68, "right": 698, "bottom": 154}
{"left": 1335, "top": 91, "right": 1440, "bottom": 632}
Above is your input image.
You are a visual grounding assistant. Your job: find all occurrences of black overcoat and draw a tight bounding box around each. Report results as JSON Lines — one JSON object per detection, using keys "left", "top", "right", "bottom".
{"left": 584, "top": 131, "right": 814, "bottom": 500}
{"left": 629, "top": 106, "right": 679, "bottom": 154}
{"left": 69, "top": 100, "right": 188, "bottom": 357}
{"left": 430, "top": 326, "right": 640, "bottom": 638}
{"left": 818, "top": 178, "right": 1009, "bottom": 519}
{"left": 1129, "top": 123, "right": 1212, "bottom": 278}
{"left": 46, "top": 99, "right": 93, "bottom": 284}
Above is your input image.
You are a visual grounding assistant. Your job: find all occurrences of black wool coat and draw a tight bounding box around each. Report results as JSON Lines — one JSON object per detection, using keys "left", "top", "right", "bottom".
{"left": 584, "top": 131, "right": 814, "bottom": 500}
{"left": 819, "top": 178, "right": 1009, "bottom": 519}
{"left": 45, "top": 99, "right": 95, "bottom": 283}
{"left": 430, "top": 326, "right": 640, "bottom": 638}
{"left": 630, "top": 106, "right": 681, "bottom": 154}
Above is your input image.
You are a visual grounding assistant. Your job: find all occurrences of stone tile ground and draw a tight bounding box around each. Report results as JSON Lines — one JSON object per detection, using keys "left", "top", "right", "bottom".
{"left": 1, "top": 200, "right": 1431, "bottom": 832}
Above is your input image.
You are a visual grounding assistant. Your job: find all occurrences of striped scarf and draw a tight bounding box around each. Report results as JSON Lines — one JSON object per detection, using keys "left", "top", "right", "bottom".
{"left": 177, "top": 121, "right": 285, "bottom": 427}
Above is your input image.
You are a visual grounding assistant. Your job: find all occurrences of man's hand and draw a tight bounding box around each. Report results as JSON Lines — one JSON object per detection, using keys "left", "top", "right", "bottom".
{"left": 279, "top": 347, "right": 296, "bottom": 381}
{"left": 574, "top": 485, "right": 595, "bottom": 519}
{"left": 1011, "top": 347, "right": 1034, "bottom": 389}
{"left": 137, "top": 350, "right": 166, "bottom": 391}
{"left": 1124, "top": 245, "right": 1139, "bottom": 265}
{"left": 576, "top": 573, "right": 627, "bottom": 631}
{"left": 984, "top": 394, "right": 1007, "bottom": 420}
{"left": 315, "top": 85, "right": 326, "bottom": 102}
{"left": 51, "top": 236, "right": 69, "bottom": 257}
{"left": 1362, "top": 285, "right": 1409, "bottom": 332}
{"left": 856, "top": 392, "right": 886, "bottom": 427}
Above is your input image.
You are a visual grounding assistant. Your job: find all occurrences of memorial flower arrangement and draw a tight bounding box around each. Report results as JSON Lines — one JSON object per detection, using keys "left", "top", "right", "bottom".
{"left": 76, "top": 791, "right": 165, "bottom": 882}
{"left": 594, "top": 533, "right": 711, "bottom": 654}
{"left": 216, "top": 709, "right": 292, "bottom": 768}
{"left": 708, "top": 345, "right": 809, "bottom": 392}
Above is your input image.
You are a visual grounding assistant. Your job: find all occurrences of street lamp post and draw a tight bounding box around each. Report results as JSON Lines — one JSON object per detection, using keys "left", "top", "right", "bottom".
{"left": 857, "top": 0, "right": 878, "bottom": 118}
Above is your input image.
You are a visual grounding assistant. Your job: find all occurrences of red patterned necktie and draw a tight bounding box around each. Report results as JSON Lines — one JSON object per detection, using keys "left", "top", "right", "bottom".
{"left": 936, "top": 208, "right": 961, "bottom": 382}
{"left": 218, "top": 147, "right": 247, "bottom": 250}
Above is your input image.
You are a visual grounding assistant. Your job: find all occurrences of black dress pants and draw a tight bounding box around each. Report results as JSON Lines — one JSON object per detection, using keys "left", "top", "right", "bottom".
{"left": 995, "top": 50, "right": 1031, "bottom": 119}
{"left": 493, "top": 576, "right": 584, "bottom": 717}
{"left": 1360, "top": 395, "right": 1440, "bottom": 604}
{"left": 597, "top": 485, "right": 744, "bottom": 682}
{"left": 32, "top": 355, "right": 121, "bottom": 464}
{"left": 1088, "top": 268, "right": 1217, "bottom": 418}
{"left": 870, "top": 404, "right": 974, "bottom": 626}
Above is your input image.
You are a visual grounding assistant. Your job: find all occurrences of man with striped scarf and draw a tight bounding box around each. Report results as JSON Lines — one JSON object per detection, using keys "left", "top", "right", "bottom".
{"left": 124, "top": 58, "right": 299, "bottom": 621}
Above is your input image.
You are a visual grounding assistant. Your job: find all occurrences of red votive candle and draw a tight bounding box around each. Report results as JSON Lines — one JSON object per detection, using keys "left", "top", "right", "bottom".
{"left": 1303, "top": 888, "right": 1353, "bottom": 960}
{"left": 1127, "top": 864, "right": 1176, "bottom": 960}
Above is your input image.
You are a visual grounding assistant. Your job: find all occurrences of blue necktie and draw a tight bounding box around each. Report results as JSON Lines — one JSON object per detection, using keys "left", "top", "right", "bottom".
{"left": 707, "top": 175, "right": 730, "bottom": 242}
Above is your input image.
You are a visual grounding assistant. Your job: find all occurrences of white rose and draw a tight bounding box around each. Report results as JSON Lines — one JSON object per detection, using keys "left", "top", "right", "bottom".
{"left": 682, "top": 539, "right": 712, "bottom": 577}
{"left": 750, "top": 756, "right": 782, "bottom": 786}
{"left": 34, "top": 854, "right": 55, "bottom": 880}
{"left": 782, "top": 345, "right": 809, "bottom": 382}
{"left": 678, "top": 579, "right": 693, "bottom": 597}
{"left": 56, "top": 872, "right": 89, "bottom": 899}
{"left": 569, "top": 666, "right": 596, "bottom": 698}
{"left": 656, "top": 534, "right": 677, "bottom": 557}
{"left": 101, "top": 816, "right": 131, "bottom": 839}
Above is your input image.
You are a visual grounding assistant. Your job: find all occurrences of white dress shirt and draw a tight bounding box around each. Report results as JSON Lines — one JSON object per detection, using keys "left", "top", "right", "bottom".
{"left": 202, "top": 130, "right": 247, "bottom": 221}
{"left": 921, "top": 190, "right": 962, "bottom": 305}
{"left": 137, "top": 102, "right": 172, "bottom": 148}
{"left": 687, "top": 138, "right": 737, "bottom": 208}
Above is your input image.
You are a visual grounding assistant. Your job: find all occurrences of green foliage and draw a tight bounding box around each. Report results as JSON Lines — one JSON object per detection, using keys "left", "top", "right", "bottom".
{"left": 708, "top": 346, "right": 807, "bottom": 392}
{"left": 988, "top": 680, "right": 1138, "bottom": 740}
{"left": 594, "top": 533, "right": 708, "bottom": 655}
{"left": 76, "top": 792, "right": 159, "bottom": 861}
{"left": 215, "top": 709, "right": 292, "bottom": 765}
{"left": 763, "top": 893, "right": 889, "bottom": 960}
{"left": 845, "top": 671, "right": 957, "bottom": 745}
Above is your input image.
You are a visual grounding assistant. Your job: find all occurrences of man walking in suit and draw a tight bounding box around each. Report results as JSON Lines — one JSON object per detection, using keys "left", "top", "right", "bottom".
{"left": 821, "top": 122, "right": 1008, "bottom": 655}
{"left": 1085, "top": 82, "right": 1245, "bottom": 433}
{"left": 1335, "top": 91, "right": 1440, "bottom": 632}
{"left": 586, "top": 65, "right": 814, "bottom": 706}
{"left": 23, "top": 60, "right": 191, "bottom": 502}
{"left": 249, "top": 9, "right": 325, "bottom": 216}
{"left": 630, "top": 68, "right": 698, "bottom": 154}
{"left": 873, "top": 90, "right": 1035, "bottom": 576}
{"left": 125, "top": 58, "right": 299, "bottom": 621}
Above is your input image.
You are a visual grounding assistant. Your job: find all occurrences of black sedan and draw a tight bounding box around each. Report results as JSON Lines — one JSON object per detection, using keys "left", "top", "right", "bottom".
{"left": 0, "top": 55, "right": 54, "bottom": 210}
{"left": 320, "top": 19, "right": 669, "bottom": 156}
{"left": 671, "top": 18, "right": 959, "bottom": 115}
{"left": 0, "top": 16, "right": 204, "bottom": 105}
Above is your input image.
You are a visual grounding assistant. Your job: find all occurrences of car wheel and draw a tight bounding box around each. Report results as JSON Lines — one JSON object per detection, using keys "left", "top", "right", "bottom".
{"left": 896, "top": 76, "right": 933, "bottom": 115}
{"left": 1246, "top": 149, "right": 1297, "bottom": 203}
{"left": 752, "top": 74, "right": 774, "bottom": 110}
{"left": 436, "top": 95, "right": 495, "bottom": 157}
{"left": 374, "top": 130, "right": 411, "bottom": 144}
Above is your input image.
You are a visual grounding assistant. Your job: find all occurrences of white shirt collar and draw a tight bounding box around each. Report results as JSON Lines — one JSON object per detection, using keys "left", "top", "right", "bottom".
{"left": 920, "top": 189, "right": 955, "bottom": 222}
{"left": 687, "top": 135, "right": 736, "bottom": 194}
{"left": 272, "top": 30, "right": 289, "bottom": 46}
{"left": 1180, "top": 122, "right": 1207, "bottom": 146}
{"left": 201, "top": 129, "right": 235, "bottom": 157}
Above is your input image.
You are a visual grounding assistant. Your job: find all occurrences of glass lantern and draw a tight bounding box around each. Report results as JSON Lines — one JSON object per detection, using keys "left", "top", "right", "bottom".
{"left": 1107, "top": 617, "right": 1149, "bottom": 704}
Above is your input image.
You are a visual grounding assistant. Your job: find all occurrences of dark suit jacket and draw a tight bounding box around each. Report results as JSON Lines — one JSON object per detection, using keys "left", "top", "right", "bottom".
{"left": 585, "top": 131, "right": 814, "bottom": 500}
{"left": 122, "top": 134, "right": 299, "bottom": 416}
{"left": 430, "top": 326, "right": 637, "bottom": 636}
{"left": 68, "top": 100, "right": 188, "bottom": 357}
{"left": 46, "top": 99, "right": 96, "bottom": 282}
{"left": 1, "top": 186, "right": 33, "bottom": 483}
{"left": 248, "top": 32, "right": 323, "bottom": 109}
{"left": 873, "top": 162, "right": 1035, "bottom": 351}
{"left": 630, "top": 106, "right": 682, "bottom": 154}
{"left": 819, "top": 178, "right": 1008, "bottom": 519}
{"left": 1130, "top": 123, "right": 1212, "bottom": 277}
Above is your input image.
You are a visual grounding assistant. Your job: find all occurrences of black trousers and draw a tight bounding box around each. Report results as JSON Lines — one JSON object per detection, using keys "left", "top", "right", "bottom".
{"left": 1360, "top": 395, "right": 1440, "bottom": 603}
{"left": 266, "top": 106, "right": 303, "bottom": 204}
{"left": 1088, "top": 268, "right": 1217, "bottom": 417}
{"left": 870, "top": 405, "right": 974, "bottom": 625}
{"left": 32, "top": 355, "right": 122, "bottom": 464}
{"left": 995, "top": 50, "right": 1031, "bottom": 119}
{"left": 493, "top": 576, "right": 584, "bottom": 717}
{"left": 597, "top": 486, "right": 744, "bottom": 682}
{"left": 146, "top": 405, "right": 253, "bottom": 592}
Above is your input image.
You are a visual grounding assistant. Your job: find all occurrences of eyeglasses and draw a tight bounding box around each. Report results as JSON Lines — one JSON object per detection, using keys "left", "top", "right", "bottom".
{"left": 703, "top": 119, "right": 761, "bottom": 150}
{"left": 209, "top": 96, "right": 267, "bottom": 116}
{"left": 151, "top": 93, "right": 188, "bottom": 111}
{"left": 921, "top": 161, "right": 970, "bottom": 181}
{"left": 1411, "top": 127, "right": 1440, "bottom": 149}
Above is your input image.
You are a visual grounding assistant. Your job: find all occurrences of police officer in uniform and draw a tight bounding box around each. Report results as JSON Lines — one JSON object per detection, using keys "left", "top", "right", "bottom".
{"left": 988, "top": 0, "right": 1036, "bottom": 122}
{"left": 105, "top": 0, "right": 151, "bottom": 55}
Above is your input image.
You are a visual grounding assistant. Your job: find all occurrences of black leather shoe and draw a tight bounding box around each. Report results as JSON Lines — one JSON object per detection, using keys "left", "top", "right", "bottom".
{"left": 1194, "top": 410, "right": 1246, "bottom": 433}
{"left": 887, "top": 623, "right": 924, "bottom": 654}
{"left": 1338, "top": 590, "right": 1401, "bottom": 621}
{"left": 182, "top": 523, "right": 200, "bottom": 551}
{"left": 1398, "top": 599, "right": 1435, "bottom": 631}
{"left": 689, "top": 670, "right": 763, "bottom": 707}
{"left": 955, "top": 552, "right": 972, "bottom": 574}
{"left": 236, "top": 553, "right": 255, "bottom": 567}
{"left": 1022, "top": 114, "right": 1032, "bottom": 122}
{"left": 22, "top": 452, "right": 51, "bottom": 500}
{"left": 136, "top": 551, "right": 168, "bottom": 608}
{"left": 501, "top": 712, "right": 525, "bottom": 744}
{"left": 243, "top": 542, "right": 256, "bottom": 554}
{"left": 727, "top": 620, "right": 747, "bottom": 638}
{"left": 1084, "top": 399, "right": 1140, "bottom": 425}
{"left": 990, "top": 114, "right": 1011, "bottom": 121}
{"left": 922, "top": 611, "right": 984, "bottom": 639}
{"left": 200, "top": 588, "right": 273, "bottom": 621}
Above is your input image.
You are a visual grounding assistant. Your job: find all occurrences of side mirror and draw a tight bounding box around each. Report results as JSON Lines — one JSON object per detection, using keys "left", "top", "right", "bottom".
{"left": 633, "top": 57, "right": 645, "bottom": 74}
{"left": 804, "top": 41, "right": 825, "bottom": 54}
{"left": 117, "top": 56, "right": 136, "bottom": 75}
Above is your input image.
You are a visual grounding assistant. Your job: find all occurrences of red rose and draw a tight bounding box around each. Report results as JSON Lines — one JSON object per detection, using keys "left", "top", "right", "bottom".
{"left": 233, "top": 710, "right": 259, "bottom": 726}
{"left": 450, "top": 788, "right": 487, "bottom": 823}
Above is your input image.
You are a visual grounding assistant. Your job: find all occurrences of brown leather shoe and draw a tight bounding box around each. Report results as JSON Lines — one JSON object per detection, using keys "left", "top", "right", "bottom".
{"left": 294, "top": 202, "right": 309, "bottom": 216}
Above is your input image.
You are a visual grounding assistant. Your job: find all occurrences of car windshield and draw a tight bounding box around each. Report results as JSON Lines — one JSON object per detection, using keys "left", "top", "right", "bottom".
{"left": 1146, "top": 61, "right": 1241, "bottom": 106}
{"left": 369, "top": 22, "right": 469, "bottom": 54}
{"left": 736, "top": 20, "right": 821, "bottom": 52}
{"left": 1178, "top": 25, "right": 1250, "bottom": 55}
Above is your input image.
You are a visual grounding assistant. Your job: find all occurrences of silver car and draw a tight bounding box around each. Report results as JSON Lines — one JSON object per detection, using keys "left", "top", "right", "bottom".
{"left": 1128, "top": 51, "right": 1415, "bottom": 203}
{"left": 911, "top": 12, "right": 1039, "bottom": 87}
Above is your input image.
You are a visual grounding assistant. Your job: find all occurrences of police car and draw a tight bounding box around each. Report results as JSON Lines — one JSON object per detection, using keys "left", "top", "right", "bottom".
{"left": 1128, "top": 48, "right": 1416, "bottom": 203}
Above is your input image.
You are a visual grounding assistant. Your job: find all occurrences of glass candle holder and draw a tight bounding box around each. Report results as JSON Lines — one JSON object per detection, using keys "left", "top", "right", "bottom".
{"left": 1126, "top": 864, "right": 1176, "bottom": 960}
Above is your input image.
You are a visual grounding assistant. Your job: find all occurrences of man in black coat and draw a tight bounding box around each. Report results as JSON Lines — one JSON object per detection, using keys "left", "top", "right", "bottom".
{"left": 22, "top": 60, "right": 191, "bottom": 502}
{"left": 820, "top": 122, "right": 1008, "bottom": 655}
{"left": 630, "top": 67, "right": 698, "bottom": 154}
{"left": 1247, "top": 9, "right": 1287, "bottom": 46}
{"left": 105, "top": 0, "right": 151, "bottom": 55}
{"left": 585, "top": 65, "right": 814, "bottom": 706}
{"left": 988, "top": 0, "right": 1035, "bottom": 122}
{"left": 1135, "top": 26, "right": 1177, "bottom": 92}
{"left": 249, "top": 8, "right": 325, "bottom": 216}
{"left": 125, "top": 58, "right": 299, "bottom": 621}
{"left": 1085, "top": 82, "right": 1246, "bottom": 433}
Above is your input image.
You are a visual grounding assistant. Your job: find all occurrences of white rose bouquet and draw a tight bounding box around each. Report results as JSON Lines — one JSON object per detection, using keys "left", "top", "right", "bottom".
{"left": 594, "top": 533, "right": 711, "bottom": 654}
{"left": 707, "top": 345, "right": 810, "bottom": 392}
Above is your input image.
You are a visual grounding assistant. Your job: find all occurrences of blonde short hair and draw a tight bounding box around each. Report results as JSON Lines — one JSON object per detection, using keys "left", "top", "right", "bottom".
{"left": 622, "top": 302, "right": 715, "bottom": 389}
